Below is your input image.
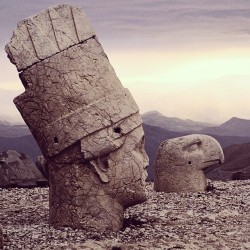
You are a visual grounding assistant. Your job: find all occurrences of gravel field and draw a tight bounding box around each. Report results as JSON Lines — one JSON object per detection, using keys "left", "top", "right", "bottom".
{"left": 1, "top": 180, "right": 250, "bottom": 249}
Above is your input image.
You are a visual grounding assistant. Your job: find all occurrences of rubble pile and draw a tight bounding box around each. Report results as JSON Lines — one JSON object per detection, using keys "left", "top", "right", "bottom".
{"left": 1, "top": 180, "right": 249, "bottom": 249}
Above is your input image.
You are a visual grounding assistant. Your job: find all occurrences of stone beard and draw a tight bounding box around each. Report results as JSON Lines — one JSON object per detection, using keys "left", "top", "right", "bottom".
{"left": 5, "top": 5, "right": 148, "bottom": 232}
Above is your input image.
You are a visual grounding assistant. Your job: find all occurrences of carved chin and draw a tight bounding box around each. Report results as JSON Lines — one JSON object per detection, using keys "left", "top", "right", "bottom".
{"left": 121, "top": 179, "right": 148, "bottom": 208}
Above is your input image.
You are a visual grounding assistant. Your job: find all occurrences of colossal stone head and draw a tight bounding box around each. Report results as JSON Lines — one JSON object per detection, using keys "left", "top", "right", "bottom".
{"left": 154, "top": 134, "right": 224, "bottom": 193}
{"left": 5, "top": 5, "right": 148, "bottom": 231}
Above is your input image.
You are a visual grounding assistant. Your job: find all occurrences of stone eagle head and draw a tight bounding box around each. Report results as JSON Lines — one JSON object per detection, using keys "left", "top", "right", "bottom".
{"left": 154, "top": 134, "right": 224, "bottom": 193}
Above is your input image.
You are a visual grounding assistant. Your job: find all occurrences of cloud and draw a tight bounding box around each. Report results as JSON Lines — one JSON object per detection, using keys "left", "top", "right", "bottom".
{"left": 1, "top": 1, "right": 250, "bottom": 123}
{"left": 130, "top": 75, "right": 250, "bottom": 124}
{"left": 0, "top": 88, "right": 23, "bottom": 123}
{"left": 1, "top": 0, "right": 250, "bottom": 49}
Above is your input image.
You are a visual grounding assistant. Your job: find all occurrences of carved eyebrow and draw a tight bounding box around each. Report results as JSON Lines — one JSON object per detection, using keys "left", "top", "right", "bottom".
{"left": 182, "top": 139, "right": 202, "bottom": 151}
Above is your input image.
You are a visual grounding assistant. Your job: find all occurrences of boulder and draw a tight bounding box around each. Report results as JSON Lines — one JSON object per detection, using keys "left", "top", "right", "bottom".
{"left": 0, "top": 150, "right": 48, "bottom": 188}
{"left": 231, "top": 171, "right": 250, "bottom": 180}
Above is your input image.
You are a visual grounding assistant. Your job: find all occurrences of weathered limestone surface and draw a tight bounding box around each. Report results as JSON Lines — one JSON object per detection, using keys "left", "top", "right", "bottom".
{"left": 5, "top": 5, "right": 94, "bottom": 71}
{"left": 154, "top": 134, "right": 224, "bottom": 193}
{"left": 6, "top": 5, "right": 148, "bottom": 232}
{"left": 0, "top": 150, "right": 47, "bottom": 188}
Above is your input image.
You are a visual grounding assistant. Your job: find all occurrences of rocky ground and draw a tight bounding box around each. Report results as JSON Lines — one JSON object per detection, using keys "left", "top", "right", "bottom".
{"left": 0, "top": 180, "right": 250, "bottom": 249}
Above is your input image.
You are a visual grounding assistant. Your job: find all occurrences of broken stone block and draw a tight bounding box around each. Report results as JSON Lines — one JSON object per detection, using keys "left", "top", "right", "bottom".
{"left": 5, "top": 5, "right": 148, "bottom": 232}
{"left": 5, "top": 4, "right": 95, "bottom": 71}
{"left": 231, "top": 171, "right": 250, "bottom": 180}
{"left": 154, "top": 134, "right": 224, "bottom": 193}
{"left": 0, "top": 150, "right": 48, "bottom": 188}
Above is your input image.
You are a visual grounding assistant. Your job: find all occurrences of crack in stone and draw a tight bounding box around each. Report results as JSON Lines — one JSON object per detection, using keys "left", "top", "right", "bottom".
{"left": 48, "top": 9, "right": 61, "bottom": 52}
{"left": 25, "top": 21, "right": 39, "bottom": 61}
{"left": 71, "top": 6, "right": 80, "bottom": 43}
{"left": 18, "top": 35, "right": 96, "bottom": 74}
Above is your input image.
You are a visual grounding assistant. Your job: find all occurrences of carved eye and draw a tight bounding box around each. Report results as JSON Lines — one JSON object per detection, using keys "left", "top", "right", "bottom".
{"left": 187, "top": 143, "right": 198, "bottom": 152}
{"left": 185, "top": 139, "right": 202, "bottom": 152}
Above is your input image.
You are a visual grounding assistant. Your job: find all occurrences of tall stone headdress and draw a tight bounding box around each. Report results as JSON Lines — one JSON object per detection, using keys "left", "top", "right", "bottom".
{"left": 6, "top": 5, "right": 148, "bottom": 232}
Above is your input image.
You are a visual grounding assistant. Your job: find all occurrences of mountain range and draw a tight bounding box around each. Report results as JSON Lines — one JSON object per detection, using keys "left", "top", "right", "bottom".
{"left": 142, "top": 111, "right": 216, "bottom": 132}
{"left": 1, "top": 111, "right": 250, "bottom": 181}
{"left": 142, "top": 111, "right": 250, "bottom": 180}
{"left": 201, "top": 117, "right": 250, "bottom": 137}
{"left": 142, "top": 111, "right": 250, "bottom": 137}
{"left": 143, "top": 124, "right": 250, "bottom": 181}
{"left": 0, "top": 135, "right": 41, "bottom": 162}
{"left": 0, "top": 123, "right": 30, "bottom": 137}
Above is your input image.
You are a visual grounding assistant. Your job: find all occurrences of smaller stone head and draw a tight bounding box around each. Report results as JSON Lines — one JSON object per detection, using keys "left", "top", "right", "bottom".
{"left": 154, "top": 134, "right": 224, "bottom": 193}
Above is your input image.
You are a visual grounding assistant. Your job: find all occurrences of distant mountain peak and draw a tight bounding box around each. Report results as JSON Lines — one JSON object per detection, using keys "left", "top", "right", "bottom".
{"left": 220, "top": 117, "right": 250, "bottom": 127}
{"left": 224, "top": 117, "right": 249, "bottom": 123}
{"left": 142, "top": 110, "right": 163, "bottom": 116}
{"left": 142, "top": 110, "right": 216, "bottom": 132}
{"left": 201, "top": 117, "right": 250, "bottom": 137}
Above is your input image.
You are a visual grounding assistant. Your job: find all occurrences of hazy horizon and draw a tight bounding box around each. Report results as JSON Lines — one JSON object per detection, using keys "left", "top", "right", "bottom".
{"left": 1, "top": 1, "right": 250, "bottom": 124}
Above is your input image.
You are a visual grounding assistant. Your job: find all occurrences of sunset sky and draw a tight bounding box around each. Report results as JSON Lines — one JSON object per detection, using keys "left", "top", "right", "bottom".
{"left": 1, "top": 0, "right": 250, "bottom": 124}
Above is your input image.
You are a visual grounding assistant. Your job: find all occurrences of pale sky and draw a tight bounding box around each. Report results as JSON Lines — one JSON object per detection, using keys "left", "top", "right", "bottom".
{"left": 1, "top": 0, "right": 250, "bottom": 124}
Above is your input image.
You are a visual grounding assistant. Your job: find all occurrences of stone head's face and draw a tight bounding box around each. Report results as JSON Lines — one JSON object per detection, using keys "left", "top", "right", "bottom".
{"left": 109, "top": 127, "right": 149, "bottom": 208}
{"left": 159, "top": 134, "right": 224, "bottom": 171}
{"left": 90, "top": 125, "right": 149, "bottom": 208}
